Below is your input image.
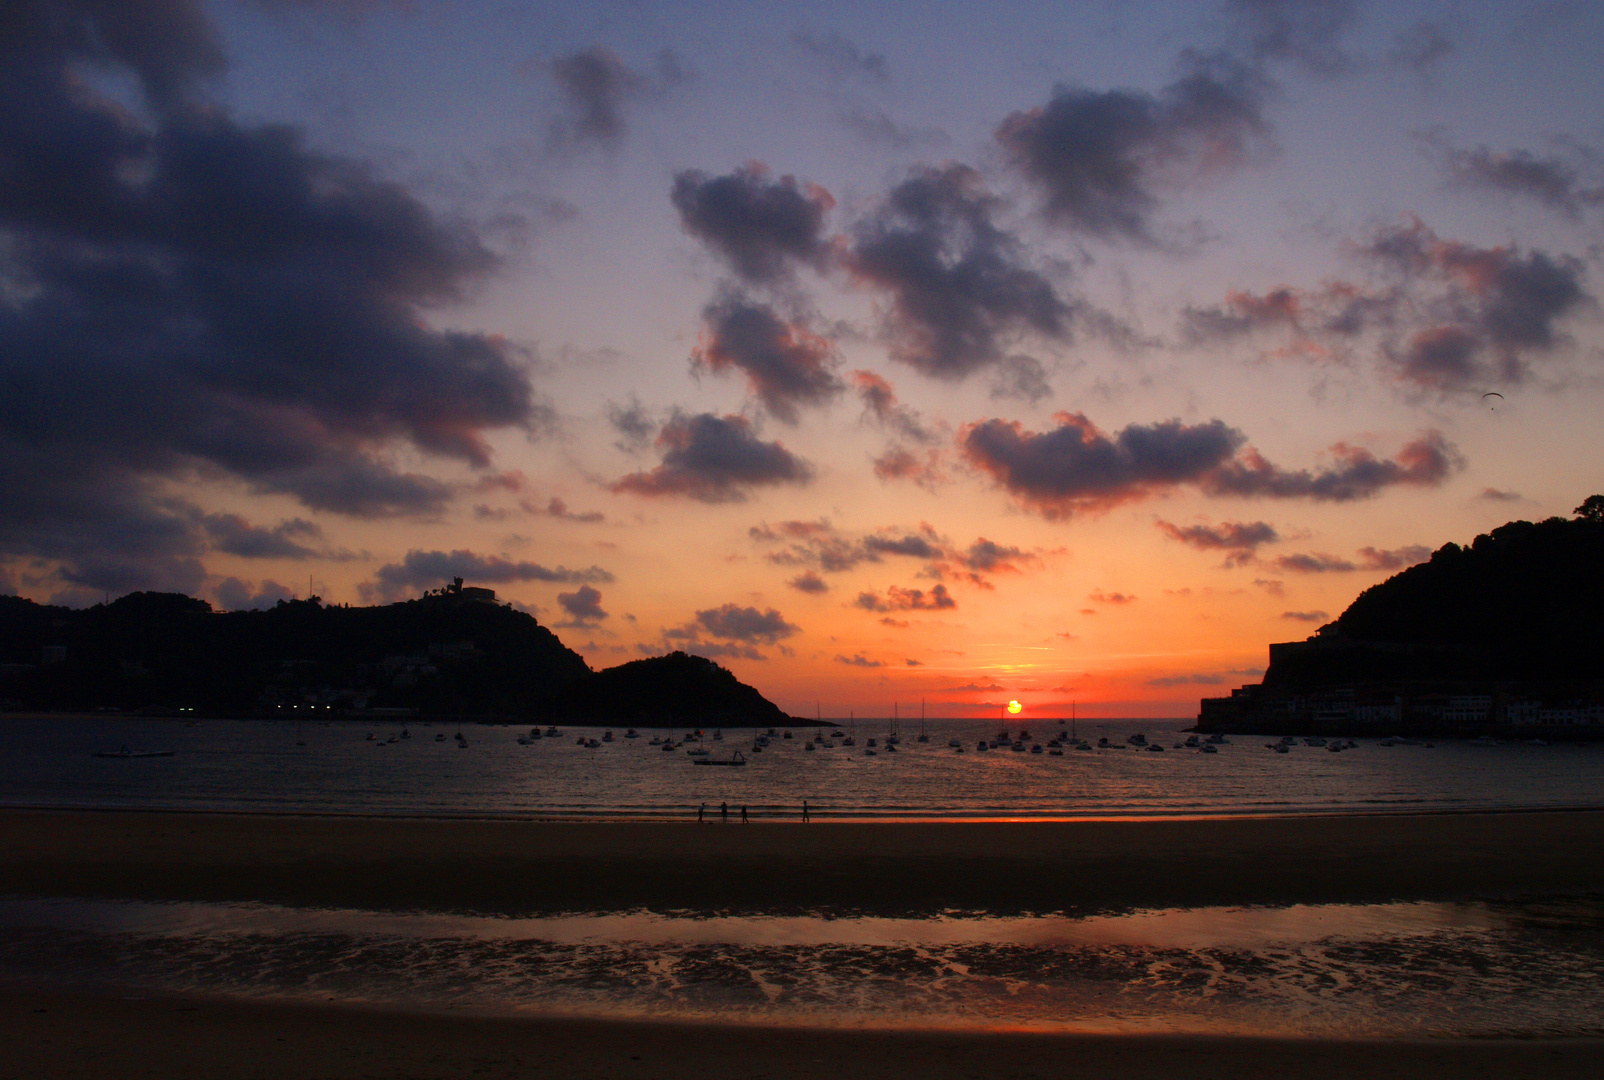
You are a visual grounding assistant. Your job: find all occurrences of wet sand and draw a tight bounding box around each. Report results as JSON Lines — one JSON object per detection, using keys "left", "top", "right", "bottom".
{"left": 3, "top": 807, "right": 1603, "bottom": 914}
{"left": 5, "top": 809, "right": 1604, "bottom": 1077}
{"left": 6, "top": 984, "right": 1601, "bottom": 1080}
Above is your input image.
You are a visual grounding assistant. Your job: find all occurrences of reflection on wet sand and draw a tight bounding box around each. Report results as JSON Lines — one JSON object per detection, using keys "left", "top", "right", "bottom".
{"left": 4, "top": 895, "right": 1601, "bottom": 1038}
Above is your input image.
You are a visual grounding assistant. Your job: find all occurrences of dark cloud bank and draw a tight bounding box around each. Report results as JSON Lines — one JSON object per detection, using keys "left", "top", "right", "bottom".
{"left": 0, "top": 0, "right": 538, "bottom": 596}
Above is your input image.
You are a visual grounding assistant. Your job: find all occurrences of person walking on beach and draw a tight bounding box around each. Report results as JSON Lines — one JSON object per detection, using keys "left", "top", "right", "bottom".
{"left": 720, "top": 801, "right": 728, "bottom": 823}
{"left": 741, "top": 805, "right": 748, "bottom": 824}
{"left": 802, "top": 799, "right": 810, "bottom": 822}
{"left": 698, "top": 802, "right": 705, "bottom": 823}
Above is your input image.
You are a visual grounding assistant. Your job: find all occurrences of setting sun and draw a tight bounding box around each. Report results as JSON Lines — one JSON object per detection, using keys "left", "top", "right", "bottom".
{"left": 1007, "top": 700, "right": 1022, "bottom": 715}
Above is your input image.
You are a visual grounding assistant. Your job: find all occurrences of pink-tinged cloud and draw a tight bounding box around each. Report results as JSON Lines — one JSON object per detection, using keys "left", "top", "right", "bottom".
{"left": 851, "top": 369, "right": 934, "bottom": 443}
{"left": 1156, "top": 519, "right": 1279, "bottom": 565}
{"left": 661, "top": 602, "right": 801, "bottom": 662}
{"left": 1202, "top": 433, "right": 1461, "bottom": 502}
{"left": 611, "top": 412, "right": 812, "bottom": 502}
{"left": 788, "top": 571, "right": 829, "bottom": 594}
{"left": 863, "top": 531, "right": 943, "bottom": 559}
{"left": 1271, "top": 544, "right": 1430, "bottom": 574}
{"left": 873, "top": 446, "right": 948, "bottom": 488}
{"left": 361, "top": 548, "right": 613, "bottom": 601}
{"left": 749, "top": 519, "right": 834, "bottom": 541}
{"left": 835, "top": 653, "right": 883, "bottom": 667}
{"left": 958, "top": 538, "right": 1031, "bottom": 573}
{"left": 472, "top": 470, "right": 527, "bottom": 493}
{"left": 1184, "top": 218, "right": 1590, "bottom": 393}
{"left": 1146, "top": 673, "right": 1224, "bottom": 687}
{"left": 556, "top": 584, "right": 608, "bottom": 625}
{"left": 960, "top": 412, "right": 1243, "bottom": 517}
{"left": 1088, "top": 590, "right": 1136, "bottom": 604}
{"left": 693, "top": 295, "right": 842, "bottom": 423}
{"left": 853, "top": 584, "right": 956, "bottom": 612}
{"left": 1367, "top": 219, "right": 1588, "bottom": 388}
{"left": 688, "top": 603, "right": 799, "bottom": 644}
{"left": 1281, "top": 609, "right": 1329, "bottom": 622}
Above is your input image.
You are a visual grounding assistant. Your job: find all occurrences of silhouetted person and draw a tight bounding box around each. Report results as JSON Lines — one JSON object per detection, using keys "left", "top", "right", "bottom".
{"left": 697, "top": 802, "right": 705, "bottom": 823}
{"left": 720, "top": 801, "right": 728, "bottom": 823}
{"left": 802, "top": 799, "right": 810, "bottom": 822}
{"left": 741, "top": 805, "right": 748, "bottom": 824}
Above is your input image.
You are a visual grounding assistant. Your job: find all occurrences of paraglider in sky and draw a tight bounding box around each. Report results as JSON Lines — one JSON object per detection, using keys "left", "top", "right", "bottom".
{"left": 1483, "top": 392, "right": 1503, "bottom": 411}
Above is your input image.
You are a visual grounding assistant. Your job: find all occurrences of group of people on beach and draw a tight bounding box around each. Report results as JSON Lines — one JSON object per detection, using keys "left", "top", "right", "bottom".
{"left": 697, "top": 800, "right": 810, "bottom": 822}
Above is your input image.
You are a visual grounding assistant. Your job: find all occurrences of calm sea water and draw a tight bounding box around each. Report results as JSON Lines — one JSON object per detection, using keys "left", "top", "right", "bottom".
{"left": 3, "top": 715, "right": 1602, "bottom": 819}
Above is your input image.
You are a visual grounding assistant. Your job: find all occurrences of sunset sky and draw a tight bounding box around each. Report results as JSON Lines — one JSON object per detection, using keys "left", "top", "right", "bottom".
{"left": 3, "top": 0, "right": 1602, "bottom": 717}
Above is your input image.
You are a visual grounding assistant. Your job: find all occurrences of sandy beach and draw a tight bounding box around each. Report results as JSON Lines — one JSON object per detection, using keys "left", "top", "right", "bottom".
{"left": 4, "top": 807, "right": 1603, "bottom": 914}
{"left": 5, "top": 808, "right": 1604, "bottom": 1078}
{"left": 4, "top": 984, "right": 1601, "bottom": 1080}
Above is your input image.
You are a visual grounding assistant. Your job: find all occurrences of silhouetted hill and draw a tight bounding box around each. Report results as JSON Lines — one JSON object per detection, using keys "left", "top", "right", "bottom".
{"left": 0, "top": 588, "right": 592, "bottom": 716}
{"left": 0, "top": 587, "right": 801, "bottom": 725}
{"left": 1199, "top": 498, "right": 1604, "bottom": 735}
{"left": 1264, "top": 510, "right": 1604, "bottom": 689}
{"left": 545, "top": 651, "right": 801, "bottom": 727}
